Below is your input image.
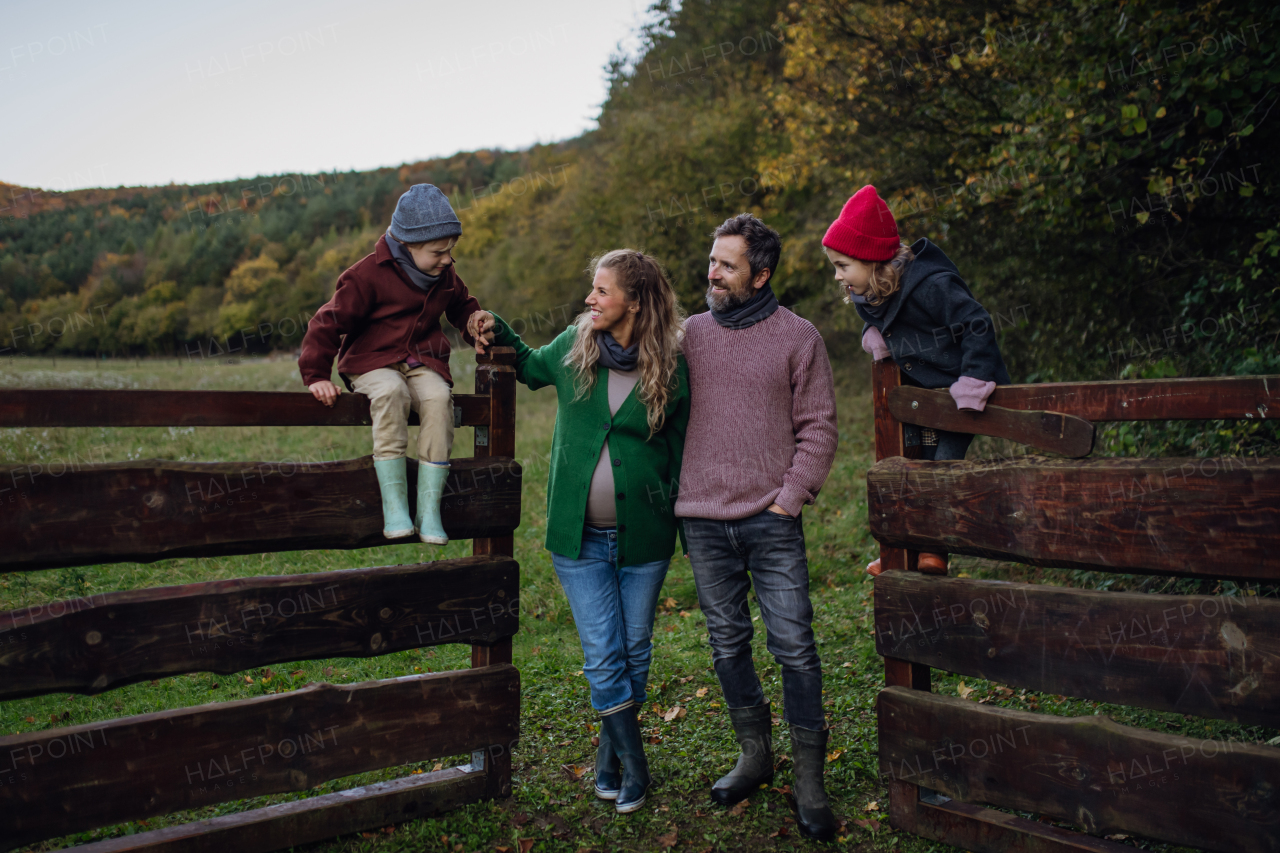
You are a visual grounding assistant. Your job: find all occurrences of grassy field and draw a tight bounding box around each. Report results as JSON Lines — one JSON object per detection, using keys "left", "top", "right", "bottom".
{"left": 2, "top": 353, "right": 1274, "bottom": 853}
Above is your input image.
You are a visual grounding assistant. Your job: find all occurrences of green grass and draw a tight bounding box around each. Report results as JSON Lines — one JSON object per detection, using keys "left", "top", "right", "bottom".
{"left": 1, "top": 354, "right": 1274, "bottom": 853}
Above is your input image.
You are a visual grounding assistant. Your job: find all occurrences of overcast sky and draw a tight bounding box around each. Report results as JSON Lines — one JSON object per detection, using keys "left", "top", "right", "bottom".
{"left": 1, "top": 0, "right": 647, "bottom": 190}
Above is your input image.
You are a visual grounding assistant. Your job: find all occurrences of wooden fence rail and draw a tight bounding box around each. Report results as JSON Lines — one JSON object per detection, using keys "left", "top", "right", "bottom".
{"left": 0, "top": 347, "right": 522, "bottom": 852}
{"left": 0, "top": 455, "right": 522, "bottom": 573}
{"left": 868, "top": 455, "right": 1280, "bottom": 580}
{"left": 879, "top": 687, "right": 1280, "bottom": 853}
{"left": 0, "top": 666, "right": 520, "bottom": 850}
{"left": 874, "top": 573, "right": 1280, "bottom": 728}
{"left": 870, "top": 364, "right": 1280, "bottom": 853}
{"left": 0, "top": 389, "right": 491, "bottom": 428}
{"left": 0, "top": 556, "right": 519, "bottom": 700}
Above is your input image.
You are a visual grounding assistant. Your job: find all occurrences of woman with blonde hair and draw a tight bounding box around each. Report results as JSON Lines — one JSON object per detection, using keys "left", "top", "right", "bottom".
{"left": 474, "top": 249, "right": 688, "bottom": 815}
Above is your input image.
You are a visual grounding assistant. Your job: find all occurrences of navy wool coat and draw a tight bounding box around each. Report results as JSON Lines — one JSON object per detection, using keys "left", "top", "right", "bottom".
{"left": 856, "top": 238, "right": 1011, "bottom": 389}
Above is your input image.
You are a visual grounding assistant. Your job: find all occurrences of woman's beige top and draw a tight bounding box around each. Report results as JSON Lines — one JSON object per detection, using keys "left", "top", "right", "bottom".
{"left": 584, "top": 368, "right": 641, "bottom": 527}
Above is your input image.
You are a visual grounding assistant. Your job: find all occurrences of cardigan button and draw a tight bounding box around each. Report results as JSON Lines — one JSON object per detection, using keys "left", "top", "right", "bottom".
{"left": 617, "top": 492, "right": 625, "bottom": 500}
{"left": 602, "top": 422, "right": 610, "bottom": 430}
{"left": 613, "top": 459, "right": 621, "bottom": 467}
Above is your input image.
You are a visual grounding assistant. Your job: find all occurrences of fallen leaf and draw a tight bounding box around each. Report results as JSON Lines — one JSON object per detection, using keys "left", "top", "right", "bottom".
{"left": 561, "top": 763, "right": 587, "bottom": 781}
{"left": 496, "top": 847, "right": 512, "bottom": 853}
{"left": 647, "top": 735, "right": 663, "bottom": 744}
{"left": 518, "top": 839, "right": 535, "bottom": 853}
{"left": 244, "top": 675, "right": 254, "bottom": 684}
{"left": 958, "top": 681, "right": 975, "bottom": 700}
{"left": 573, "top": 670, "right": 584, "bottom": 676}
{"left": 512, "top": 811, "right": 531, "bottom": 826}
{"left": 679, "top": 610, "right": 690, "bottom": 618}
{"left": 657, "top": 829, "right": 678, "bottom": 848}
{"left": 866, "top": 800, "right": 880, "bottom": 811}
{"left": 24, "top": 717, "right": 33, "bottom": 723}
{"left": 664, "top": 597, "right": 677, "bottom": 608}
{"left": 769, "top": 827, "right": 789, "bottom": 838}
{"left": 663, "top": 705, "right": 686, "bottom": 722}
{"left": 432, "top": 762, "right": 443, "bottom": 771}
{"left": 826, "top": 749, "right": 844, "bottom": 762}
{"left": 679, "top": 675, "right": 694, "bottom": 683}
{"left": 841, "top": 662, "right": 853, "bottom": 668}
{"left": 591, "top": 736, "right": 600, "bottom": 746}
{"left": 1106, "top": 834, "right": 1130, "bottom": 841}
{"left": 728, "top": 801, "right": 748, "bottom": 817}
{"left": 695, "top": 687, "right": 709, "bottom": 698}
{"left": 290, "top": 669, "right": 304, "bottom": 677}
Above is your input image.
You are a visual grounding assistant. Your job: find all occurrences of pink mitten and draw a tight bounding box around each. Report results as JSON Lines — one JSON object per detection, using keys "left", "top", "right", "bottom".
{"left": 862, "top": 326, "right": 890, "bottom": 360}
{"left": 950, "top": 376, "right": 997, "bottom": 411}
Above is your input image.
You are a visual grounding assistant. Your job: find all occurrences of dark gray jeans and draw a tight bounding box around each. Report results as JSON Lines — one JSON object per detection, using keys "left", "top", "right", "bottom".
{"left": 683, "top": 509, "right": 824, "bottom": 731}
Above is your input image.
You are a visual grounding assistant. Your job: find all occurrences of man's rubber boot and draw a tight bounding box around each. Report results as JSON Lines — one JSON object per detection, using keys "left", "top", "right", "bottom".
{"left": 790, "top": 725, "right": 838, "bottom": 841}
{"left": 599, "top": 707, "right": 650, "bottom": 814}
{"left": 373, "top": 457, "right": 415, "bottom": 539}
{"left": 711, "top": 702, "right": 774, "bottom": 806}
{"left": 414, "top": 462, "right": 450, "bottom": 545}
{"left": 593, "top": 724, "right": 622, "bottom": 800}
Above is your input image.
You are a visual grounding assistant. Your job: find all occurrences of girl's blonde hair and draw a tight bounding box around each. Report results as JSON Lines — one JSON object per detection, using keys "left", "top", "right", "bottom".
{"left": 563, "top": 249, "right": 685, "bottom": 436}
{"left": 853, "top": 243, "right": 916, "bottom": 306}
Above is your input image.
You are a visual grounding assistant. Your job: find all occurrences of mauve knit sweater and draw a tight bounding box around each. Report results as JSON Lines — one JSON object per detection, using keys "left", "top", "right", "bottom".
{"left": 674, "top": 307, "right": 838, "bottom": 521}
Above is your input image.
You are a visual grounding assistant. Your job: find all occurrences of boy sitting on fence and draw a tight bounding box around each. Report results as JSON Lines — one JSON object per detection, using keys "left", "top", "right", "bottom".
{"left": 299, "top": 184, "right": 494, "bottom": 545}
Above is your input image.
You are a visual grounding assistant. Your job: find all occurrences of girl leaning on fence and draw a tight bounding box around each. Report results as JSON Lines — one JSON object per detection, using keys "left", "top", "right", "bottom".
{"left": 822, "top": 185, "right": 1011, "bottom": 575}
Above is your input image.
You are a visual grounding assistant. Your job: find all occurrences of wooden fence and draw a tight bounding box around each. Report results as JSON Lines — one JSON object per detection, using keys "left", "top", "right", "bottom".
{"left": 869, "top": 362, "right": 1280, "bottom": 853}
{"left": 0, "top": 348, "right": 521, "bottom": 852}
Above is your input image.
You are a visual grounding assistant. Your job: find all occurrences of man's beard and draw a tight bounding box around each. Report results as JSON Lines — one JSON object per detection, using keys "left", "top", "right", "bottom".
{"left": 705, "top": 281, "right": 752, "bottom": 313}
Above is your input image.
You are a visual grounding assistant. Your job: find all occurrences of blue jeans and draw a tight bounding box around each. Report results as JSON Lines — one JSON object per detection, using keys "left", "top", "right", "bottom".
{"left": 551, "top": 527, "right": 670, "bottom": 715}
{"left": 683, "top": 509, "right": 825, "bottom": 731}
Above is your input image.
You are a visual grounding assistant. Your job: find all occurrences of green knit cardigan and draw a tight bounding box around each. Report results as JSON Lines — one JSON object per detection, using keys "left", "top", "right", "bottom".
{"left": 491, "top": 314, "right": 689, "bottom": 565}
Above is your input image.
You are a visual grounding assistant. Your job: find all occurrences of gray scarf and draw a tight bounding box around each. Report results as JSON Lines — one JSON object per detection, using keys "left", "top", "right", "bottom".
{"left": 386, "top": 231, "right": 442, "bottom": 292}
{"left": 852, "top": 291, "right": 889, "bottom": 320}
{"left": 710, "top": 283, "right": 780, "bottom": 330}
{"left": 596, "top": 332, "right": 638, "bottom": 371}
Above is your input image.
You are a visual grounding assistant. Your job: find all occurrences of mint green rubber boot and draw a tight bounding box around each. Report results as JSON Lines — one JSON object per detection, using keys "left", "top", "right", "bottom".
{"left": 373, "top": 457, "right": 415, "bottom": 539}
{"left": 415, "top": 462, "right": 450, "bottom": 545}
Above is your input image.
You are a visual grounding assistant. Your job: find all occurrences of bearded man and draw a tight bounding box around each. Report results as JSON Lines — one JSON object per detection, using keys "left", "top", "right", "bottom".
{"left": 674, "top": 213, "right": 839, "bottom": 840}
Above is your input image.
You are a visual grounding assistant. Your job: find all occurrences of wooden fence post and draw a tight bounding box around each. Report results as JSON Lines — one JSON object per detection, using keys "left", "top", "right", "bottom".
{"left": 470, "top": 347, "right": 517, "bottom": 798}
{"left": 871, "top": 357, "right": 931, "bottom": 831}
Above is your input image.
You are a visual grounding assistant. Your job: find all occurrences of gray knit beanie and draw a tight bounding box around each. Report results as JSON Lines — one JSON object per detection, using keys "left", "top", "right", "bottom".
{"left": 388, "top": 184, "right": 462, "bottom": 243}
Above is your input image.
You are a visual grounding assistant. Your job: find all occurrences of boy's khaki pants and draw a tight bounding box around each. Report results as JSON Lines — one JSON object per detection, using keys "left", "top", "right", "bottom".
{"left": 350, "top": 363, "right": 453, "bottom": 463}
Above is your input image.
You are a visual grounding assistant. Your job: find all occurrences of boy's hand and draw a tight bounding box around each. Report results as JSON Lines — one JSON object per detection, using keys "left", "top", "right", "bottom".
{"left": 468, "top": 310, "right": 496, "bottom": 354}
{"left": 309, "top": 380, "right": 341, "bottom": 407}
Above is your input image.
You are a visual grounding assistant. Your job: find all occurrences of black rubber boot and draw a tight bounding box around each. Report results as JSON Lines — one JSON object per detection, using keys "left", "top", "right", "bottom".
{"left": 599, "top": 706, "right": 650, "bottom": 814}
{"left": 790, "top": 724, "right": 838, "bottom": 841}
{"left": 711, "top": 702, "right": 774, "bottom": 806}
{"left": 593, "top": 723, "right": 621, "bottom": 800}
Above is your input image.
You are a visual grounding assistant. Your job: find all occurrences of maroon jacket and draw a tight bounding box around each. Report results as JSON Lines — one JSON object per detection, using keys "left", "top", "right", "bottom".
{"left": 298, "top": 235, "right": 481, "bottom": 390}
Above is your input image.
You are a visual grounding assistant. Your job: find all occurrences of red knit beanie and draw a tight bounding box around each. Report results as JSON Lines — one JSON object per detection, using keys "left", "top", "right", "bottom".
{"left": 822, "top": 185, "right": 900, "bottom": 262}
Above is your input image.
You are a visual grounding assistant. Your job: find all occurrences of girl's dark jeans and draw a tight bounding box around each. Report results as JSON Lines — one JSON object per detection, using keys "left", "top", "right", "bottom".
{"left": 683, "top": 509, "right": 825, "bottom": 731}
